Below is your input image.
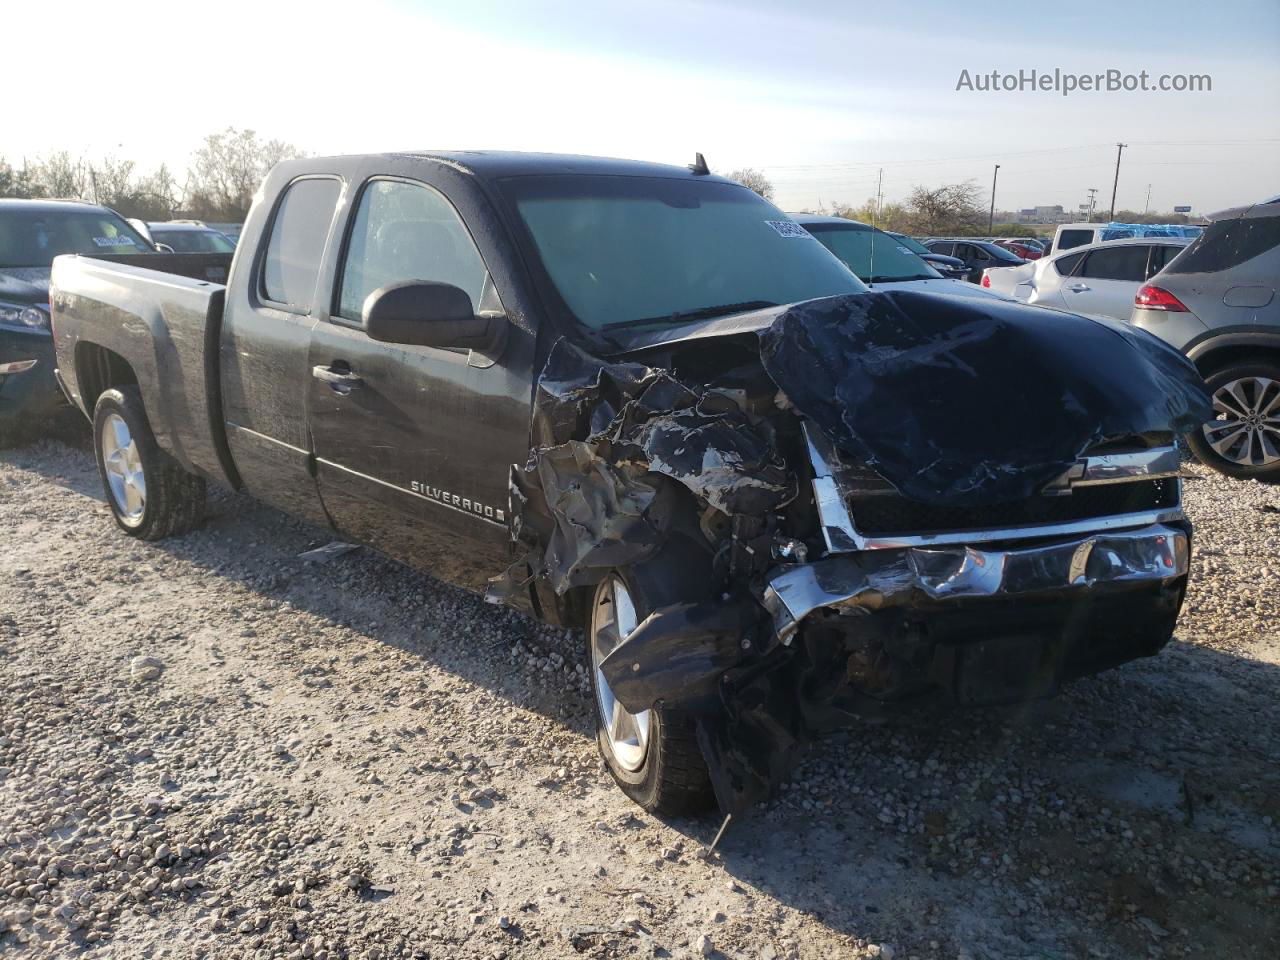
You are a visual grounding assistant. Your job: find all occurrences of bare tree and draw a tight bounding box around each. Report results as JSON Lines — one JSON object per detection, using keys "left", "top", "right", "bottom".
{"left": 728, "top": 168, "right": 775, "bottom": 201}
{"left": 29, "top": 152, "right": 90, "bottom": 200}
{"left": 903, "top": 181, "right": 984, "bottom": 236}
{"left": 0, "top": 158, "right": 43, "bottom": 199}
{"left": 185, "top": 127, "right": 305, "bottom": 221}
{"left": 829, "top": 198, "right": 911, "bottom": 233}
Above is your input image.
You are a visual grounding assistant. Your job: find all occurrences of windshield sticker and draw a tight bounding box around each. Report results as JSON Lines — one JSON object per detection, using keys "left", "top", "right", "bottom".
{"left": 92, "top": 236, "right": 138, "bottom": 247}
{"left": 896, "top": 245, "right": 913, "bottom": 255}
{"left": 765, "top": 221, "right": 811, "bottom": 239}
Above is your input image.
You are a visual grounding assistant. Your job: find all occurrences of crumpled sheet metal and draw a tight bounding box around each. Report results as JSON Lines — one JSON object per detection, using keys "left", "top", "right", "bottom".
{"left": 762, "top": 522, "right": 1190, "bottom": 642}
{"left": 503, "top": 339, "right": 794, "bottom": 595}
{"left": 759, "top": 292, "right": 1213, "bottom": 506}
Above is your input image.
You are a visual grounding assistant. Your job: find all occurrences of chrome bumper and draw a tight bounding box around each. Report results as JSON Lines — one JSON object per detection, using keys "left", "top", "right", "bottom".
{"left": 762, "top": 522, "right": 1188, "bottom": 644}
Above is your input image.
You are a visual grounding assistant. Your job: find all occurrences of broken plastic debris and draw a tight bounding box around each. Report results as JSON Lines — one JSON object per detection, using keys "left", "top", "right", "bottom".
{"left": 297, "top": 541, "right": 361, "bottom": 563}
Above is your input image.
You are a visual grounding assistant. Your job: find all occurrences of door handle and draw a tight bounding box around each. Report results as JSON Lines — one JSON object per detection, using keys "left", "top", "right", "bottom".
{"left": 1066, "top": 283, "right": 1090, "bottom": 292}
{"left": 312, "top": 364, "right": 364, "bottom": 390}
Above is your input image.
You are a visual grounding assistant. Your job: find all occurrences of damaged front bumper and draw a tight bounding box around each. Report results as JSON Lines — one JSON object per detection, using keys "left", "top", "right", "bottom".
{"left": 761, "top": 522, "right": 1189, "bottom": 645}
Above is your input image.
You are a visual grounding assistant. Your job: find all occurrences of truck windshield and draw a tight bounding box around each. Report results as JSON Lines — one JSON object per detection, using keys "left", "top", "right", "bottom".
{"left": 0, "top": 207, "right": 153, "bottom": 267}
{"left": 501, "top": 175, "right": 866, "bottom": 331}
{"left": 804, "top": 223, "right": 941, "bottom": 283}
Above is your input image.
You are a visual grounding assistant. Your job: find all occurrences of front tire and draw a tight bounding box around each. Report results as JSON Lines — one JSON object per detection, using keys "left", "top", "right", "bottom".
{"left": 1185, "top": 363, "right": 1280, "bottom": 481}
{"left": 587, "top": 540, "right": 716, "bottom": 816}
{"left": 92, "top": 387, "right": 206, "bottom": 540}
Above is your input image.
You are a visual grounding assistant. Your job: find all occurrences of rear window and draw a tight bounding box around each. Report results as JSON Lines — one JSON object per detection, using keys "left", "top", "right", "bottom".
{"left": 0, "top": 207, "right": 152, "bottom": 267}
{"left": 1057, "top": 229, "right": 1095, "bottom": 251}
{"left": 1166, "top": 215, "right": 1280, "bottom": 275}
{"left": 261, "top": 178, "right": 342, "bottom": 312}
{"left": 1078, "top": 245, "right": 1150, "bottom": 282}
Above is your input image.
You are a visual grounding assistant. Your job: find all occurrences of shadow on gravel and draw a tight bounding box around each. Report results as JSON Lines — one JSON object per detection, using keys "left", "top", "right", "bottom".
{"left": 6, "top": 439, "right": 1279, "bottom": 959}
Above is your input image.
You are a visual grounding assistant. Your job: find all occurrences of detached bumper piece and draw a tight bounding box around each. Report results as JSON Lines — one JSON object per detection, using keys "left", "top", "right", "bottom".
{"left": 762, "top": 522, "right": 1189, "bottom": 644}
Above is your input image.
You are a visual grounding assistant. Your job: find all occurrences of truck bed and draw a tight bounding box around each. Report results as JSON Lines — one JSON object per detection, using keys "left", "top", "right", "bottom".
{"left": 50, "top": 252, "right": 237, "bottom": 488}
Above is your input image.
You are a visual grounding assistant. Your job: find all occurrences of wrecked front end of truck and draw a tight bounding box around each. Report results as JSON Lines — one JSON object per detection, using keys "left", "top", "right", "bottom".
{"left": 492, "top": 291, "right": 1212, "bottom": 816}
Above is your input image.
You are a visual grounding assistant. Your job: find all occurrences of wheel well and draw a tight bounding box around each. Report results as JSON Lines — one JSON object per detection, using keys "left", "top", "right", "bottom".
{"left": 75, "top": 343, "right": 138, "bottom": 411}
{"left": 1192, "top": 343, "right": 1280, "bottom": 378}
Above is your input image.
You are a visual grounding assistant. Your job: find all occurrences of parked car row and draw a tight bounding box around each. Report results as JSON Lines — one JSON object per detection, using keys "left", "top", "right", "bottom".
{"left": 1, "top": 200, "right": 156, "bottom": 445}
{"left": 985, "top": 198, "right": 1280, "bottom": 479}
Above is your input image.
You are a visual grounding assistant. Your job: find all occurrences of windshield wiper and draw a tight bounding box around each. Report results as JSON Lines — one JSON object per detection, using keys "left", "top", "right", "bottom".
{"left": 601, "top": 300, "right": 779, "bottom": 331}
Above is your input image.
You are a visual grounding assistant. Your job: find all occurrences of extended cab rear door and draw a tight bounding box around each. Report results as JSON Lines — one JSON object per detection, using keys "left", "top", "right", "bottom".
{"left": 305, "top": 161, "right": 538, "bottom": 592}
{"left": 219, "top": 174, "right": 344, "bottom": 527}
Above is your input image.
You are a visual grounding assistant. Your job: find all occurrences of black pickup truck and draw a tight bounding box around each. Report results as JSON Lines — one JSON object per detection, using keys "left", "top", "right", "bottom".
{"left": 50, "top": 152, "right": 1211, "bottom": 817}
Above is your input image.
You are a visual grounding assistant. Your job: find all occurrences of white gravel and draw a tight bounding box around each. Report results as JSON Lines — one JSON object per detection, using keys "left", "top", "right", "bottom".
{"left": 1, "top": 437, "right": 1277, "bottom": 959}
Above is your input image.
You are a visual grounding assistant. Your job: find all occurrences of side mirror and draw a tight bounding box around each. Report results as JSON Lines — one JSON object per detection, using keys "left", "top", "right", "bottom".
{"left": 363, "top": 281, "right": 499, "bottom": 350}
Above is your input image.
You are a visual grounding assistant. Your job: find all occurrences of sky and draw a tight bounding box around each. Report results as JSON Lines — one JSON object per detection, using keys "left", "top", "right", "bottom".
{"left": 4, "top": 0, "right": 1278, "bottom": 216}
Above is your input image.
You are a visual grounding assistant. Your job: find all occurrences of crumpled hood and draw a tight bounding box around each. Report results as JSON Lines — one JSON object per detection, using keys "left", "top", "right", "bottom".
{"left": 0, "top": 267, "right": 51, "bottom": 305}
{"left": 758, "top": 291, "right": 1213, "bottom": 505}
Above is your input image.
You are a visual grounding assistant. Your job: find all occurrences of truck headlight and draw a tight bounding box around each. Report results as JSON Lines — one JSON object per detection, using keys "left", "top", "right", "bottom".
{"left": 0, "top": 302, "right": 50, "bottom": 330}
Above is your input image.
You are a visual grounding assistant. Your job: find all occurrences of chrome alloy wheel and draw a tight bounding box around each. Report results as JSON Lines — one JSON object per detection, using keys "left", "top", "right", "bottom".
{"left": 1203, "top": 376, "right": 1280, "bottom": 467}
{"left": 590, "top": 576, "right": 652, "bottom": 772}
{"left": 101, "top": 412, "right": 146, "bottom": 525}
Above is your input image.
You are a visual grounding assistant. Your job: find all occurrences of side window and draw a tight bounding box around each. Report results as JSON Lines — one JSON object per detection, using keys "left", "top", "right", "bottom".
{"left": 1053, "top": 251, "right": 1085, "bottom": 276}
{"left": 1057, "top": 229, "right": 1094, "bottom": 251}
{"left": 337, "top": 179, "right": 488, "bottom": 322}
{"left": 261, "top": 178, "right": 342, "bottom": 313}
{"left": 971, "top": 244, "right": 991, "bottom": 261}
{"left": 1145, "top": 245, "right": 1175, "bottom": 279}
{"left": 928, "top": 241, "right": 954, "bottom": 256}
{"left": 1078, "top": 245, "right": 1150, "bottom": 282}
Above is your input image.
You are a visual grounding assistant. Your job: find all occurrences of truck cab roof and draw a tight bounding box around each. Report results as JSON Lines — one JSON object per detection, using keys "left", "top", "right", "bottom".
{"left": 279, "top": 150, "right": 740, "bottom": 185}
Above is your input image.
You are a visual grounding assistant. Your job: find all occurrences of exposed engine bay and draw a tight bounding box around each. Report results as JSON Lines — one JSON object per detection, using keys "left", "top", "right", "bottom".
{"left": 490, "top": 291, "right": 1213, "bottom": 815}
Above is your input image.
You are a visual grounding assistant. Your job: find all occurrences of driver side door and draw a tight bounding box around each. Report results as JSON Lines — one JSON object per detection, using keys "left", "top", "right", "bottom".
{"left": 306, "top": 175, "right": 533, "bottom": 592}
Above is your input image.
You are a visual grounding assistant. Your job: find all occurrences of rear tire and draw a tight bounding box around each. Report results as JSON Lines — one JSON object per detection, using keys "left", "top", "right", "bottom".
{"left": 92, "top": 387, "right": 206, "bottom": 540}
{"left": 587, "top": 536, "right": 716, "bottom": 817}
{"left": 1185, "top": 362, "right": 1280, "bottom": 481}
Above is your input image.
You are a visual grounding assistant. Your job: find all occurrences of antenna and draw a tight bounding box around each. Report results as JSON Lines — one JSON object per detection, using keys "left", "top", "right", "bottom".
{"left": 689, "top": 152, "right": 710, "bottom": 176}
{"left": 867, "top": 224, "right": 875, "bottom": 289}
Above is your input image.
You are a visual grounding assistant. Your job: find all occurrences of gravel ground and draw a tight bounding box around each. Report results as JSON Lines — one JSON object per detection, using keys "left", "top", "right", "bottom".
{"left": 1, "top": 437, "right": 1277, "bottom": 960}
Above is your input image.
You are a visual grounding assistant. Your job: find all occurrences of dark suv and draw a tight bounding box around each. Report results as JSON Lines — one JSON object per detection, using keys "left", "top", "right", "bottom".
{"left": 1130, "top": 198, "right": 1280, "bottom": 480}
{"left": 0, "top": 199, "right": 154, "bottom": 445}
{"left": 924, "top": 238, "right": 1027, "bottom": 283}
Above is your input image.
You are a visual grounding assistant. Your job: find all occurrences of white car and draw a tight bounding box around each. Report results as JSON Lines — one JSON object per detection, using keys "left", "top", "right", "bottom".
{"left": 982, "top": 236, "right": 1191, "bottom": 321}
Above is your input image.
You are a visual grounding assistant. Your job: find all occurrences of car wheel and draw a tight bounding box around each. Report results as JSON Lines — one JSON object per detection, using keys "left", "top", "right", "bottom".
{"left": 586, "top": 541, "right": 716, "bottom": 816}
{"left": 92, "top": 386, "right": 207, "bottom": 539}
{"left": 1185, "top": 362, "right": 1280, "bottom": 481}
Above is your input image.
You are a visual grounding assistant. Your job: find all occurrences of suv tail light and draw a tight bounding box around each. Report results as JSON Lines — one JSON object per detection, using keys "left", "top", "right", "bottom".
{"left": 981, "top": 272, "right": 991, "bottom": 287}
{"left": 1135, "top": 285, "right": 1188, "bottom": 312}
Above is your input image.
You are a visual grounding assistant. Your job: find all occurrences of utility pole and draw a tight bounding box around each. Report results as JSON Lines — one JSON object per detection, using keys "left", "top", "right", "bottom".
{"left": 1108, "top": 143, "right": 1127, "bottom": 221}
{"left": 988, "top": 163, "right": 1001, "bottom": 233}
{"left": 1086, "top": 188, "right": 1098, "bottom": 222}
{"left": 1143, "top": 183, "right": 1152, "bottom": 216}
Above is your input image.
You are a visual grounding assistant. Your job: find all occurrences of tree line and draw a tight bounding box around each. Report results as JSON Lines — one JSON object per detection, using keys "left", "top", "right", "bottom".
{"left": 0, "top": 128, "right": 304, "bottom": 223}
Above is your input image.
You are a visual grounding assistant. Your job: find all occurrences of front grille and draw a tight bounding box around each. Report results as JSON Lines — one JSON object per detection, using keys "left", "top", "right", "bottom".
{"left": 849, "top": 477, "right": 1179, "bottom": 536}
